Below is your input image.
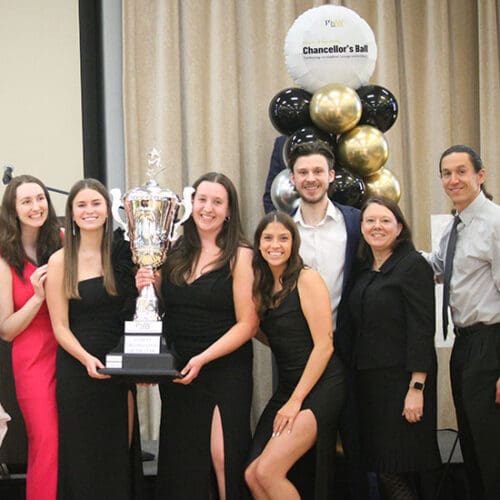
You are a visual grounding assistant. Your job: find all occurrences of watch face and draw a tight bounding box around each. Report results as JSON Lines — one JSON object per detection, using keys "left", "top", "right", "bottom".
{"left": 412, "top": 382, "right": 424, "bottom": 390}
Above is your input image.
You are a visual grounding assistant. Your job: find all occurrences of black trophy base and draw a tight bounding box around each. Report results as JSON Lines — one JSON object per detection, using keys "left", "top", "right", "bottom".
{"left": 99, "top": 351, "right": 183, "bottom": 383}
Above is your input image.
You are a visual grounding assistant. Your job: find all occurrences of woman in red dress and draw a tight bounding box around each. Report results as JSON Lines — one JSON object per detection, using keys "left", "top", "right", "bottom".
{"left": 0, "top": 175, "right": 62, "bottom": 500}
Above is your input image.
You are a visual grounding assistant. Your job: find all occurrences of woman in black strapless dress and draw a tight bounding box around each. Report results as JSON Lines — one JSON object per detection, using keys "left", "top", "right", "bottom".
{"left": 245, "top": 212, "right": 346, "bottom": 500}
{"left": 136, "top": 172, "right": 258, "bottom": 499}
{"left": 47, "top": 179, "right": 143, "bottom": 500}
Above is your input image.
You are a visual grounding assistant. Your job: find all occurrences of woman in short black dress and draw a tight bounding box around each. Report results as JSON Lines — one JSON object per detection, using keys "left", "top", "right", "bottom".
{"left": 349, "top": 197, "right": 441, "bottom": 499}
{"left": 245, "top": 212, "right": 345, "bottom": 499}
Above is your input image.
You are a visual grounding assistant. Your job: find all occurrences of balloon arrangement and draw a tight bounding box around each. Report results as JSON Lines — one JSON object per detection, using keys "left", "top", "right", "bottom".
{"left": 269, "top": 5, "right": 401, "bottom": 213}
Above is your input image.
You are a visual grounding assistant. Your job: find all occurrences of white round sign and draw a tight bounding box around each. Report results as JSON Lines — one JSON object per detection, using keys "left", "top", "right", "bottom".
{"left": 284, "top": 5, "right": 377, "bottom": 92}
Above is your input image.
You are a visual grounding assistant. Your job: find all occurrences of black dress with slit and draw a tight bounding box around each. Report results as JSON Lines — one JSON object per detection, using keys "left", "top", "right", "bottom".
{"left": 56, "top": 236, "right": 143, "bottom": 500}
{"left": 248, "top": 288, "right": 346, "bottom": 500}
{"left": 155, "top": 264, "right": 253, "bottom": 499}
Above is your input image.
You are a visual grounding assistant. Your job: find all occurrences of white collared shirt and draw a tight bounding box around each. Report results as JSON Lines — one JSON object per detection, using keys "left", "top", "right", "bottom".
{"left": 424, "top": 192, "right": 500, "bottom": 327}
{"left": 294, "top": 200, "right": 347, "bottom": 327}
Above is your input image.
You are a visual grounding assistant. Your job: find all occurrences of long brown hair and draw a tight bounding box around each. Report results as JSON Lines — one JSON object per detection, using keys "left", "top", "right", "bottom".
{"left": 63, "top": 179, "right": 117, "bottom": 298}
{"left": 0, "top": 175, "right": 61, "bottom": 277}
{"left": 252, "top": 212, "right": 304, "bottom": 317}
{"left": 164, "top": 172, "right": 250, "bottom": 286}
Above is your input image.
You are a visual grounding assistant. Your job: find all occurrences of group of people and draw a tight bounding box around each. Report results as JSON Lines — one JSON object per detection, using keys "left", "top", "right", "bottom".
{"left": 0, "top": 139, "right": 497, "bottom": 500}
{"left": 263, "top": 140, "right": 499, "bottom": 500}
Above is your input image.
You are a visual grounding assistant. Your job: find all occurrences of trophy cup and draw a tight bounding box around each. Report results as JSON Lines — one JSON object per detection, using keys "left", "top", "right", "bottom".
{"left": 99, "top": 148, "right": 194, "bottom": 381}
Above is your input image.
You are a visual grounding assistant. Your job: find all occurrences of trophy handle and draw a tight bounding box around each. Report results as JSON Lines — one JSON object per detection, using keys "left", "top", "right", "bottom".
{"left": 171, "top": 186, "right": 195, "bottom": 241}
{"left": 110, "top": 188, "right": 129, "bottom": 240}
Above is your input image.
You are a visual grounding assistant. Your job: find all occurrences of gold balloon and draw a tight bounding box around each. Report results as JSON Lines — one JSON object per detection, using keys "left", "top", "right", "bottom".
{"left": 310, "top": 84, "right": 362, "bottom": 134}
{"left": 337, "top": 125, "right": 389, "bottom": 177}
{"left": 364, "top": 168, "right": 401, "bottom": 203}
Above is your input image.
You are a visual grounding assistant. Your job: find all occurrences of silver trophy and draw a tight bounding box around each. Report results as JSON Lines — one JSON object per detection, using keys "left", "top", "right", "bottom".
{"left": 100, "top": 148, "right": 194, "bottom": 380}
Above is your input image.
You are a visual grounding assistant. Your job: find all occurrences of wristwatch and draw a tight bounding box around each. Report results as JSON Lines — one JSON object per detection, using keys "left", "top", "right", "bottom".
{"left": 410, "top": 381, "right": 425, "bottom": 391}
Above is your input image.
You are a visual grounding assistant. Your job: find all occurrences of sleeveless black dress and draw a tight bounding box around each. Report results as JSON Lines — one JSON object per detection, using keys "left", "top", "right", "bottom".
{"left": 156, "top": 264, "right": 253, "bottom": 499}
{"left": 56, "top": 236, "right": 143, "bottom": 500}
{"left": 248, "top": 288, "right": 346, "bottom": 500}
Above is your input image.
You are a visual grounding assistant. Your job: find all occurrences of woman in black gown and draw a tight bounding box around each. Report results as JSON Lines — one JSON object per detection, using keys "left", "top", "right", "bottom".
{"left": 46, "top": 179, "right": 143, "bottom": 500}
{"left": 136, "top": 172, "right": 258, "bottom": 499}
{"left": 348, "top": 197, "right": 441, "bottom": 499}
{"left": 245, "top": 212, "right": 346, "bottom": 499}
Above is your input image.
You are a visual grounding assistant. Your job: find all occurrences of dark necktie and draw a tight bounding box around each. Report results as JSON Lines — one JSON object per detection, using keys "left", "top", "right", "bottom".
{"left": 442, "top": 215, "right": 461, "bottom": 339}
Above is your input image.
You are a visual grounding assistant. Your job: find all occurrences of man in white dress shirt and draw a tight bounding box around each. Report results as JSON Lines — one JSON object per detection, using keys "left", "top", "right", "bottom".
{"left": 287, "top": 141, "right": 375, "bottom": 499}
{"left": 424, "top": 145, "right": 500, "bottom": 500}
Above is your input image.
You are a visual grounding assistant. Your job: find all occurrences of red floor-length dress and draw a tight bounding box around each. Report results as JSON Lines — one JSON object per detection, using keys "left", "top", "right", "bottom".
{"left": 11, "top": 260, "right": 58, "bottom": 500}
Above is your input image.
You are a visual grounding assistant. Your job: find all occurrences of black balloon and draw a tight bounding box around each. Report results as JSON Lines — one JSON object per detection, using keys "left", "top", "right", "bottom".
{"left": 328, "top": 168, "right": 365, "bottom": 208}
{"left": 356, "top": 85, "right": 398, "bottom": 132}
{"left": 283, "top": 126, "right": 337, "bottom": 166}
{"left": 269, "top": 88, "right": 314, "bottom": 135}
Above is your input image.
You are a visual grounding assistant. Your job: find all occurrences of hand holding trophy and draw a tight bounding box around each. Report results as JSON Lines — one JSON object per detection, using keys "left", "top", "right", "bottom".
{"left": 99, "top": 149, "right": 194, "bottom": 381}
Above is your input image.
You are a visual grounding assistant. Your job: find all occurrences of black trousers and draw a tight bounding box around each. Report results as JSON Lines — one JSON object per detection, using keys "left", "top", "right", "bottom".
{"left": 450, "top": 325, "right": 500, "bottom": 500}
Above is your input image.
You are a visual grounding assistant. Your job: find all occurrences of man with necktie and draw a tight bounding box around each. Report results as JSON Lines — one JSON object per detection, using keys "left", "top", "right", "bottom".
{"left": 424, "top": 145, "right": 500, "bottom": 500}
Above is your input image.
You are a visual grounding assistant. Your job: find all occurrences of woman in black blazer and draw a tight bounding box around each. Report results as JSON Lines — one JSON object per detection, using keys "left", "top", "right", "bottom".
{"left": 349, "top": 197, "right": 441, "bottom": 499}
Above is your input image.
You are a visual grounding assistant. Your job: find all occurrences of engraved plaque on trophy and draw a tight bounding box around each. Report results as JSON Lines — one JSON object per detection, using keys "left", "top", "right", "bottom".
{"left": 99, "top": 148, "right": 194, "bottom": 381}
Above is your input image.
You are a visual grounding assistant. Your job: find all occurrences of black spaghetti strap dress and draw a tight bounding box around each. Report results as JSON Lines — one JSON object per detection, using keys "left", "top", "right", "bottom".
{"left": 248, "top": 288, "right": 346, "bottom": 500}
{"left": 155, "top": 264, "right": 253, "bottom": 499}
{"left": 56, "top": 235, "right": 143, "bottom": 500}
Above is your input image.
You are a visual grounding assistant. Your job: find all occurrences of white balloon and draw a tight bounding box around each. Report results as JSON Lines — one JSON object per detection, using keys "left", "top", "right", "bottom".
{"left": 284, "top": 5, "right": 377, "bottom": 92}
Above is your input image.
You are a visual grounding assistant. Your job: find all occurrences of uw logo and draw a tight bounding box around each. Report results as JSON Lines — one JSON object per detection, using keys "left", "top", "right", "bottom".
{"left": 324, "top": 19, "right": 344, "bottom": 28}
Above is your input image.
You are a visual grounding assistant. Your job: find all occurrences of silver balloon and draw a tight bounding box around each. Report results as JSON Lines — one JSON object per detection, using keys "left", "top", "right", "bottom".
{"left": 270, "top": 169, "right": 300, "bottom": 214}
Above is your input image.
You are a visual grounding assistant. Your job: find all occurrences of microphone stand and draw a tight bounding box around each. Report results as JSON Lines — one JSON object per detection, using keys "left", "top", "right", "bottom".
{"left": 2, "top": 164, "right": 69, "bottom": 195}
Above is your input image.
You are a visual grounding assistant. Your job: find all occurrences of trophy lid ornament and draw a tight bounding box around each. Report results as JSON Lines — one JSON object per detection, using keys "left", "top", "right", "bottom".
{"left": 145, "top": 147, "right": 164, "bottom": 185}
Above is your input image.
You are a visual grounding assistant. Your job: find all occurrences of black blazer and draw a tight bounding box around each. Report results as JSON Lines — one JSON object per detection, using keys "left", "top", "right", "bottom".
{"left": 349, "top": 242, "right": 436, "bottom": 372}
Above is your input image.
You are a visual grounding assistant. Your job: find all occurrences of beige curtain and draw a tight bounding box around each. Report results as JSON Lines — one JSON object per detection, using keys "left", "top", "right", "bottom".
{"left": 123, "top": 0, "right": 500, "bottom": 439}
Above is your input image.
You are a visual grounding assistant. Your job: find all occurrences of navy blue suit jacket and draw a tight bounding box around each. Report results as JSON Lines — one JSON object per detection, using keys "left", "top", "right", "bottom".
{"left": 333, "top": 202, "right": 361, "bottom": 364}
{"left": 262, "top": 136, "right": 361, "bottom": 362}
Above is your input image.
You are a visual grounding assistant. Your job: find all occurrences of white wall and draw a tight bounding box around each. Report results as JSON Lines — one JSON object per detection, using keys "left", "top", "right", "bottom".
{"left": 0, "top": 0, "right": 84, "bottom": 215}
